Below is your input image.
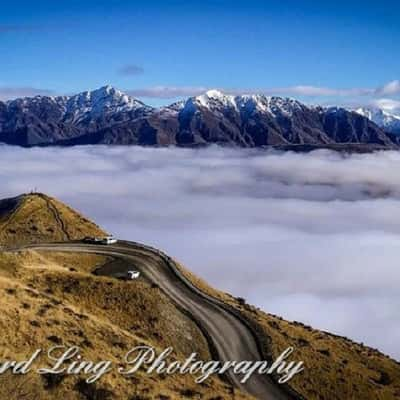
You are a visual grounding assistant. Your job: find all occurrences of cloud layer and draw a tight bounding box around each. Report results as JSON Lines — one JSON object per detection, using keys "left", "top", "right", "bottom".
{"left": 126, "top": 80, "right": 400, "bottom": 101}
{"left": 0, "top": 145, "right": 399, "bottom": 359}
{"left": 1, "top": 81, "right": 400, "bottom": 115}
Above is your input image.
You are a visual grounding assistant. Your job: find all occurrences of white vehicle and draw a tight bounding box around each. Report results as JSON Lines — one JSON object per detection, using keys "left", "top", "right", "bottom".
{"left": 127, "top": 270, "right": 140, "bottom": 280}
{"left": 100, "top": 236, "right": 118, "bottom": 245}
{"left": 82, "top": 236, "right": 117, "bottom": 245}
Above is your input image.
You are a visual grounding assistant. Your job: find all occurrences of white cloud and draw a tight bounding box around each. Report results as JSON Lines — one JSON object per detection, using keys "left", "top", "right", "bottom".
{"left": 126, "top": 85, "right": 371, "bottom": 99}
{"left": 0, "top": 145, "right": 400, "bottom": 359}
{"left": 124, "top": 80, "right": 400, "bottom": 103}
{"left": 370, "top": 98, "right": 400, "bottom": 112}
{"left": 375, "top": 80, "right": 400, "bottom": 96}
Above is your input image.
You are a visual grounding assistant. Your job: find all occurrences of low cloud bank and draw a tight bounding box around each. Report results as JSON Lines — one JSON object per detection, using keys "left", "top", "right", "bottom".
{"left": 1, "top": 145, "right": 399, "bottom": 358}
{"left": 127, "top": 79, "right": 400, "bottom": 100}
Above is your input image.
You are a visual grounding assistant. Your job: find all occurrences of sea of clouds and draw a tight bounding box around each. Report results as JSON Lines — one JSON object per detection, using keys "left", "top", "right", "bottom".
{"left": 1, "top": 145, "right": 399, "bottom": 359}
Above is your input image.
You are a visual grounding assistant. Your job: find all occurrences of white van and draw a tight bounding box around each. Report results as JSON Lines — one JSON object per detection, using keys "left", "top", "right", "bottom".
{"left": 101, "top": 236, "right": 118, "bottom": 245}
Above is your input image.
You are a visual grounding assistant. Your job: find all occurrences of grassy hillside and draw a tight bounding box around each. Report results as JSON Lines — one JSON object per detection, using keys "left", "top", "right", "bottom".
{"left": 0, "top": 194, "right": 255, "bottom": 399}
{"left": 0, "top": 193, "right": 106, "bottom": 247}
{"left": 0, "top": 249, "right": 253, "bottom": 400}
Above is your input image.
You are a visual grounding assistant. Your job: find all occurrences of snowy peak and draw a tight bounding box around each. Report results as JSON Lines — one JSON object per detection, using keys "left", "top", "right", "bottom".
{"left": 204, "top": 89, "right": 227, "bottom": 99}
{"left": 354, "top": 107, "right": 400, "bottom": 134}
{"left": 182, "top": 89, "right": 305, "bottom": 116}
{"left": 5, "top": 85, "right": 150, "bottom": 125}
{"left": 190, "top": 89, "right": 237, "bottom": 110}
{"left": 65, "top": 85, "right": 147, "bottom": 119}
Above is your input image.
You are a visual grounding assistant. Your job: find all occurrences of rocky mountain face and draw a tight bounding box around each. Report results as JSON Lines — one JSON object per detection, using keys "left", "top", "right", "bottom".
{"left": 0, "top": 86, "right": 151, "bottom": 146}
{"left": 0, "top": 86, "right": 397, "bottom": 148}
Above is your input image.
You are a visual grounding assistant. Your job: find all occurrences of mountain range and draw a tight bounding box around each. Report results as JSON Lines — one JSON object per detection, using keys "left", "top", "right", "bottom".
{"left": 0, "top": 85, "right": 399, "bottom": 149}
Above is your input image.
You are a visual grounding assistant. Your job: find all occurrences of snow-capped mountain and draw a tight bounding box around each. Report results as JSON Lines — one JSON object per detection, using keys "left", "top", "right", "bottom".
{"left": 354, "top": 107, "right": 400, "bottom": 134}
{"left": 6, "top": 85, "right": 148, "bottom": 122}
{"left": 178, "top": 90, "right": 305, "bottom": 116}
{"left": 162, "top": 90, "right": 392, "bottom": 148}
{"left": 62, "top": 85, "right": 148, "bottom": 121}
{"left": 0, "top": 86, "right": 151, "bottom": 145}
{"left": 0, "top": 86, "right": 397, "bottom": 149}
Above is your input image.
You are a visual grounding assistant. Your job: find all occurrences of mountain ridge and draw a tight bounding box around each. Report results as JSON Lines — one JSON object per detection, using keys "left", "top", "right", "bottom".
{"left": 0, "top": 86, "right": 397, "bottom": 149}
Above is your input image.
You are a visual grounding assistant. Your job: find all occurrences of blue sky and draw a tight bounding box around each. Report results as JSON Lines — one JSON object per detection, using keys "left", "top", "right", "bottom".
{"left": 1, "top": 0, "right": 400, "bottom": 107}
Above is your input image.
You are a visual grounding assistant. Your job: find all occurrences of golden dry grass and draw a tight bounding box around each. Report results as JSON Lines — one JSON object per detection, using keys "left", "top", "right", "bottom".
{"left": 0, "top": 250, "right": 253, "bottom": 400}
{"left": 0, "top": 193, "right": 106, "bottom": 247}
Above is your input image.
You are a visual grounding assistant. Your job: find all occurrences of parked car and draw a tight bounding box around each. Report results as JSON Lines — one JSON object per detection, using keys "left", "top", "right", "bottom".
{"left": 100, "top": 236, "right": 118, "bottom": 245}
{"left": 127, "top": 270, "right": 140, "bottom": 280}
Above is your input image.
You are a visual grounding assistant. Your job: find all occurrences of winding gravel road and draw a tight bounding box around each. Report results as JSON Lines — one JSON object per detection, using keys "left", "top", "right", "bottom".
{"left": 20, "top": 240, "right": 301, "bottom": 400}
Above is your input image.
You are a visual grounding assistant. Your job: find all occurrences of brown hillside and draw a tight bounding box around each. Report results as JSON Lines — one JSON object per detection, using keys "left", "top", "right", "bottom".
{"left": 0, "top": 250, "right": 249, "bottom": 400}
{"left": 0, "top": 193, "right": 106, "bottom": 247}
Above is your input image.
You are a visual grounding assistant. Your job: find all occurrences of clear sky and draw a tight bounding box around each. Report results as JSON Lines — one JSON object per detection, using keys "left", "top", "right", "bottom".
{"left": 1, "top": 0, "right": 400, "bottom": 107}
